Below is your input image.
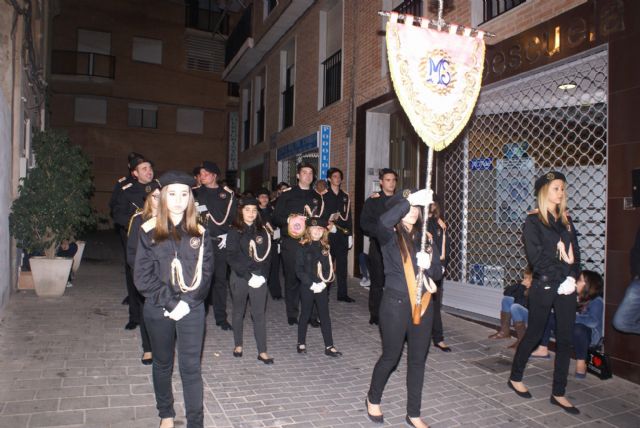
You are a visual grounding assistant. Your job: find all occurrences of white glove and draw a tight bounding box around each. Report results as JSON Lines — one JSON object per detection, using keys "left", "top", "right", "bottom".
{"left": 348, "top": 236, "right": 353, "bottom": 249}
{"left": 273, "top": 228, "right": 281, "bottom": 240}
{"left": 311, "top": 282, "right": 327, "bottom": 293}
{"left": 557, "top": 276, "right": 577, "bottom": 295}
{"left": 248, "top": 274, "right": 266, "bottom": 288}
{"left": 416, "top": 251, "right": 432, "bottom": 270}
{"left": 217, "top": 234, "right": 227, "bottom": 249}
{"left": 277, "top": 243, "right": 281, "bottom": 254}
{"left": 163, "top": 300, "right": 191, "bottom": 321}
{"left": 407, "top": 189, "right": 433, "bottom": 207}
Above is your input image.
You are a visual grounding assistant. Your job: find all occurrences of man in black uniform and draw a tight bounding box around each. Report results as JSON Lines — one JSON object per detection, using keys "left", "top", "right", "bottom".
{"left": 273, "top": 162, "right": 326, "bottom": 325}
{"left": 257, "top": 187, "right": 283, "bottom": 300}
{"left": 109, "top": 152, "right": 145, "bottom": 225}
{"left": 360, "top": 168, "right": 397, "bottom": 325}
{"left": 195, "top": 161, "right": 236, "bottom": 330}
{"left": 324, "top": 167, "right": 354, "bottom": 302}
{"left": 110, "top": 153, "right": 155, "bottom": 329}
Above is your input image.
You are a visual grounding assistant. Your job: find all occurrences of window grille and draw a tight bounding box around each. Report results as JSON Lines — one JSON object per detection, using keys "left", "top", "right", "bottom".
{"left": 442, "top": 50, "right": 607, "bottom": 289}
{"left": 256, "top": 87, "right": 265, "bottom": 144}
{"left": 482, "top": 0, "right": 526, "bottom": 24}
{"left": 282, "top": 66, "right": 294, "bottom": 129}
{"left": 394, "top": 0, "right": 423, "bottom": 16}
{"left": 322, "top": 49, "right": 341, "bottom": 107}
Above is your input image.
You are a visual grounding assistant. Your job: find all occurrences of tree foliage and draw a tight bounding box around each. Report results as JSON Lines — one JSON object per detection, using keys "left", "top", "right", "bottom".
{"left": 9, "top": 130, "right": 94, "bottom": 257}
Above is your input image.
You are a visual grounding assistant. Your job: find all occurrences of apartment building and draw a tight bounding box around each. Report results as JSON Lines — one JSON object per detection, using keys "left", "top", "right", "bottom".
{"left": 224, "top": 0, "right": 640, "bottom": 382}
{"left": 49, "top": 0, "right": 241, "bottom": 216}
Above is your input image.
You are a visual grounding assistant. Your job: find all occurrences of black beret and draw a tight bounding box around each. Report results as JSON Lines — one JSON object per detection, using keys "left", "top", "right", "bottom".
{"left": 127, "top": 152, "right": 144, "bottom": 167}
{"left": 158, "top": 170, "right": 195, "bottom": 187}
{"left": 239, "top": 196, "right": 258, "bottom": 207}
{"left": 256, "top": 187, "right": 270, "bottom": 197}
{"left": 306, "top": 216, "right": 329, "bottom": 228}
{"left": 201, "top": 161, "right": 221, "bottom": 175}
{"left": 129, "top": 154, "right": 152, "bottom": 171}
{"left": 534, "top": 171, "right": 566, "bottom": 195}
{"left": 385, "top": 188, "right": 415, "bottom": 209}
{"left": 143, "top": 179, "right": 161, "bottom": 198}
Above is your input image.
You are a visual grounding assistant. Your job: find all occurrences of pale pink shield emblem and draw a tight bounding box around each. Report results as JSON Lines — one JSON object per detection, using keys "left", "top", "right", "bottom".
{"left": 287, "top": 215, "right": 307, "bottom": 239}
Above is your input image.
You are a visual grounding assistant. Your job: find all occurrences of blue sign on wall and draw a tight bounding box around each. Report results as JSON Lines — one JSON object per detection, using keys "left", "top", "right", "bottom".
{"left": 276, "top": 132, "right": 318, "bottom": 161}
{"left": 319, "top": 125, "right": 331, "bottom": 179}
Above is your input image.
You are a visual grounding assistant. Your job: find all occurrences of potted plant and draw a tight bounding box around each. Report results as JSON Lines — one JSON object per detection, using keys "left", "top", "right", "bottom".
{"left": 10, "top": 130, "right": 94, "bottom": 297}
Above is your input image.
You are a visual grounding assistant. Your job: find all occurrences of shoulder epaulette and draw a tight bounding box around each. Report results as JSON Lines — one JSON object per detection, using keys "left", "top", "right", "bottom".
{"left": 282, "top": 187, "right": 292, "bottom": 193}
{"left": 223, "top": 185, "right": 234, "bottom": 194}
{"left": 122, "top": 183, "right": 133, "bottom": 191}
{"left": 141, "top": 217, "right": 157, "bottom": 233}
{"left": 127, "top": 210, "right": 143, "bottom": 236}
{"left": 118, "top": 176, "right": 127, "bottom": 183}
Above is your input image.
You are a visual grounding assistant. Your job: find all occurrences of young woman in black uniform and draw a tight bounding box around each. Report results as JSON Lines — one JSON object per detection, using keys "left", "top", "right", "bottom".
{"left": 508, "top": 171, "right": 581, "bottom": 415}
{"left": 126, "top": 179, "right": 161, "bottom": 365}
{"left": 427, "top": 201, "right": 451, "bottom": 352}
{"left": 366, "top": 188, "right": 441, "bottom": 428}
{"left": 295, "top": 217, "right": 342, "bottom": 357}
{"left": 226, "top": 197, "right": 274, "bottom": 364}
{"left": 134, "top": 171, "right": 213, "bottom": 428}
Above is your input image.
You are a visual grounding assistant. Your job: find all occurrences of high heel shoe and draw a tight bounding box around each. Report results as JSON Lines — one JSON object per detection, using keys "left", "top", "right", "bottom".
{"left": 257, "top": 354, "right": 274, "bottom": 364}
{"left": 325, "top": 346, "right": 342, "bottom": 357}
{"left": 507, "top": 380, "right": 532, "bottom": 398}
{"left": 365, "top": 398, "right": 383, "bottom": 424}
{"left": 550, "top": 396, "right": 580, "bottom": 414}
{"left": 405, "top": 415, "right": 428, "bottom": 427}
{"left": 233, "top": 348, "right": 242, "bottom": 358}
{"left": 141, "top": 352, "right": 153, "bottom": 365}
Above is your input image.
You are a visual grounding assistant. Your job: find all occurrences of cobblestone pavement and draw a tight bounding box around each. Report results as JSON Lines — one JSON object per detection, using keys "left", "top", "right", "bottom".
{"left": 1, "top": 260, "right": 639, "bottom": 428}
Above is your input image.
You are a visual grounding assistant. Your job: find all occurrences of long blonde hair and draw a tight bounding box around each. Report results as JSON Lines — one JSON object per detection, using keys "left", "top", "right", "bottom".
{"left": 154, "top": 186, "right": 200, "bottom": 241}
{"left": 300, "top": 226, "right": 331, "bottom": 253}
{"left": 536, "top": 181, "right": 569, "bottom": 227}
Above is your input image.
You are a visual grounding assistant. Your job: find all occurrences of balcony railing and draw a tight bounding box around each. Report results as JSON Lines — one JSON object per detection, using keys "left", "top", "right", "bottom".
{"left": 225, "top": 6, "right": 252, "bottom": 66}
{"left": 482, "top": 0, "right": 526, "bottom": 24}
{"left": 185, "top": 0, "right": 229, "bottom": 34}
{"left": 394, "top": 0, "right": 423, "bottom": 16}
{"left": 323, "top": 50, "right": 341, "bottom": 107}
{"left": 51, "top": 50, "right": 115, "bottom": 79}
{"left": 282, "top": 85, "right": 294, "bottom": 129}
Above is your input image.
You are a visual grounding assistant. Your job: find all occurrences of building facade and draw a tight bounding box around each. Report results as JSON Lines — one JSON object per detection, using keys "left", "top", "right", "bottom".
{"left": 225, "top": 0, "right": 640, "bottom": 382}
{"left": 0, "top": 0, "right": 51, "bottom": 315}
{"left": 49, "top": 0, "right": 240, "bottom": 217}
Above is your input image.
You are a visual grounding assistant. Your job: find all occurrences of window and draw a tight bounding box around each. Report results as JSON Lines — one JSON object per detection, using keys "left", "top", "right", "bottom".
{"left": 185, "top": 34, "right": 225, "bottom": 73}
{"left": 471, "top": 0, "right": 527, "bottom": 26}
{"left": 185, "top": 0, "right": 229, "bottom": 34}
{"left": 77, "top": 29, "right": 111, "bottom": 55}
{"left": 241, "top": 85, "right": 251, "bottom": 151}
{"left": 74, "top": 97, "right": 107, "bottom": 124}
{"left": 132, "top": 37, "right": 162, "bottom": 64}
{"left": 254, "top": 71, "right": 266, "bottom": 144}
{"left": 318, "top": 0, "right": 342, "bottom": 108}
{"left": 280, "top": 40, "right": 295, "bottom": 130}
{"left": 176, "top": 108, "right": 204, "bottom": 134}
{"left": 128, "top": 104, "right": 158, "bottom": 129}
{"left": 264, "top": 0, "right": 278, "bottom": 19}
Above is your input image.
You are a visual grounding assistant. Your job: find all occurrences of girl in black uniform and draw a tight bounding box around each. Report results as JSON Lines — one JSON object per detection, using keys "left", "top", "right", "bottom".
{"left": 126, "top": 179, "right": 161, "bottom": 365}
{"left": 134, "top": 171, "right": 213, "bottom": 428}
{"left": 508, "top": 171, "right": 581, "bottom": 415}
{"left": 295, "top": 217, "right": 342, "bottom": 357}
{"left": 366, "top": 188, "right": 441, "bottom": 428}
{"left": 227, "top": 197, "right": 274, "bottom": 364}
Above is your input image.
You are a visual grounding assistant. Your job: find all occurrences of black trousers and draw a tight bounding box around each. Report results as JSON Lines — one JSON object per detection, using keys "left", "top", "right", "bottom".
{"left": 144, "top": 303, "right": 205, "bottom": 428}
{"left": 208, "top": 244, "right": 229, "bottom": 324}
{"left": 298, "top": 283, "right": 334, "bottom": 348}
{"left": 281, "top": 237, "right": 301, "bottom": 319}
{"left": 119, "top": 227, "right": 143, "bottom": 324}
{"left": 140, "top": 303, "right": 152, "bottom": 353}
{"left": 510, "top": 281, "right": 577, "bottom": 396}
{"left": 368, "top": 288, "right": 434, "bottom": 418}
{"left": 431, "top": 279, "right": 445, "bottom": 344}
{"left": 368, "top": 240, "right": 385, "bottom": 319}
{"left": 230, "top": 272, "right": 268, "bottom": 353}
{"left": 329, "top": 233, "right": 350, "bottom": 299}
{"left": 268, "top": 247, "right": 283, "bottom": 299}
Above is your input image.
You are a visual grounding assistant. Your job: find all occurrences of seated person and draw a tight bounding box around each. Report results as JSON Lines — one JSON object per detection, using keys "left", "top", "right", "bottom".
{"left": 56, "top": 239, "right": 78, "bottom": 287}
{"left": 489, "top": 266, "right": 532, "bottom": 348}
{"left": 530, "top": 270, "right": 604, "bottom": 377}
{"left": 613, "top": 227, "right": 640, "bottom": 334}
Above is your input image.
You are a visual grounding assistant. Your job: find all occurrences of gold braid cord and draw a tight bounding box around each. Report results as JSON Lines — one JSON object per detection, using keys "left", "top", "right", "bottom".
{"left": 385, "top": 13, "right": 485, "bottom": 152}
{"left": 317, "top": 255, "right": 335, "bottom": 283}
{"left": 249, "top": 230, "right": 272, "bottom": 263}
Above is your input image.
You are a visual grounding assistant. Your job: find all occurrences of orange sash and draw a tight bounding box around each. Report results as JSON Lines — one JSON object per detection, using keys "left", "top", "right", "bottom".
{"left": 400, "top": 238, "right": 432, "bottom": 325}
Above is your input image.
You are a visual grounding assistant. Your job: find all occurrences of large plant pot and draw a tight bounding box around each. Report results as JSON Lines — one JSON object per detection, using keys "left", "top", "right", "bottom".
{"left": 30, "top": 257, "right": 73, "bottom": 297}
{"left": 71, "top": 240, "right": 86, "bottom": 274}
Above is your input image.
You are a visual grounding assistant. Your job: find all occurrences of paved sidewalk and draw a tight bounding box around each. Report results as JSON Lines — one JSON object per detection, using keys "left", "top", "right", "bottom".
{"left": 1, "top": 260, "right": 639, "bottom": 428}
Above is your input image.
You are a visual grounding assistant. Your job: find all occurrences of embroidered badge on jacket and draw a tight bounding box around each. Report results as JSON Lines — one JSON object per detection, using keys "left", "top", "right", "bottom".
{"left": 190, "top": 237, "right": 201, "bottom": 249}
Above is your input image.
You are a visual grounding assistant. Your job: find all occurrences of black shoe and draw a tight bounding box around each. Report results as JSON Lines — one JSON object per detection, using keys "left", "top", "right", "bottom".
{"left": 141, "top": 353, "right": 152, "bottom": 366}
{"left": 338, "top": 296, "right": 355, "bottom": 303}
{"left": 550, "top": 396, "right": 580, "bottom": 414}
{"left": 507, "top": 380, "right": 532, "bottom": 399}
{"left": 125, "top": 321, "right": 138, "bottom": 330}
{"left": 309, "top": 318, "right": 321, "bottom": 328}
{"left": 257, "top": 355, "right": 274, "bottom": 364}
{"left": 434, "top": 343, "right": 452, "bottom": 352}
{"left": 233, "top": 349, "right": 243, "bottom": 358}
{"left": 369, "top": 316, "right": 379, "bottom": 325}
{"left": 297, "top": 344, "right": 307, "bottom": 354}
{"left": 121, "top": 296, "right": 129, "bottom": 305}
{"left": 325, "top": 346, "right": 342, "bottom": 357}
{"left": 288, "top": 317, "right": 298, "bottom": 325}
{"left": 217, "top": 320, "right": 233, "bottom": 331}
{"left": 365, "top": 398, "right": 383, "bottom": 424}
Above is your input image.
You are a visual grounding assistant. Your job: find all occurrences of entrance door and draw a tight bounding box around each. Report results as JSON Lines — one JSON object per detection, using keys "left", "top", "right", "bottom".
{"left": 389, "top": 111, "right": 420, "bottom": 190}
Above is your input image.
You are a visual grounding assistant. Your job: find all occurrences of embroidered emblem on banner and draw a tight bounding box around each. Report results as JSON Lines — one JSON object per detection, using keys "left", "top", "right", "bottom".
{"left": 190, "top": 237, "right": 201, "bottom": 249}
